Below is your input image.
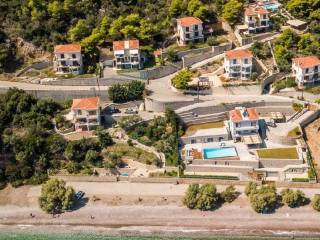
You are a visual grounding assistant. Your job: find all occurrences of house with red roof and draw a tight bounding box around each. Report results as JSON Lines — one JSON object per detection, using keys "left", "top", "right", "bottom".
{"left": 71, "top": 97, "right": 101, "bottom": 131}
{"left": 244, "top": 5, "right": 270, "bottom": 33}
{"left": 292, "top": 56, "right": 320, "bottom": 88}
{"left": 177, "top": 17, "right": 204, "bottom": 46}
{"left": 113, "top": 40, "right": 142, "bottom": 69}
{"left": 224, "top": 49, "right": 254, "bottom": 80}
{"left": 53, "top": 44, "right": 83, "bottom": 75}
{"left": 229, "top": 107, "right": 260, "bottom": 141}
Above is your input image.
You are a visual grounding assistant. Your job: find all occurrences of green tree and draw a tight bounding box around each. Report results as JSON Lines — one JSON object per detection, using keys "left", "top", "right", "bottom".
{"left": 221, "top": 185, "right": 237, "bottom": 203}
{"left": 97, "top": 130, "right": 113, "bottom": 148}
{"left": 68, "top": 19, "right": 91, "bottom": 42}
{"left": 171, "top": 69, "right": 193, "bottom": 89}
{"left": 39, "top": 178, "right": 75, "bottom": 213}
{"left": 312, "top": 194, "right": 320, "bottom": 211}
{"left": 169, "top": 0, "right": 186, "bottom": 17}
{"left": 196, "top": 183, "right": 220, "bottom": 211}
{"left": 281, "top": 188, "right": 307, "bottom": 208}
{"left": 85, "top": 150, "right": 100, "bottom": 165}
{"left": 222, "top": 0, "right": 244, "bottom": 25}
{"left": 244, "top": 182, "right": 257, "bottom": 196}
{"left": 183, "top": 183, "right": 200, "bottom": 209}
{"left": 249, "top": 185, "right": 277, "bottom": 213}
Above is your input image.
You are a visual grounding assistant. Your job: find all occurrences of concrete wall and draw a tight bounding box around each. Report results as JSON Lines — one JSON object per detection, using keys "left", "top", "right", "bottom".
{"left": 0, "top": 88, "right": 108, "bottom": 101}
{"left": 145, "top": 97, "right": 199, "bottom": 112}
{"left": 191, "top": 159, "right": 259, "bottom": 168}
{"left": 42, "top": 77, "right": 136, "bottom": 86}
{"left": 212, "top": 42, "right": 233, "bottom": 55}
{"left": 16, "top": 61, "right": 52, "bottom": 77}
{"left": 260, "top": 72, "right": 286, "bottom": 93}
{"left": 259, "top": 159, "right": 303, "bottom": 168}
{"left": 180, "top": 132, "right": 230, "bottom": 145}
{"left": 235, "top": 31, "right": 277, "bottom": 46}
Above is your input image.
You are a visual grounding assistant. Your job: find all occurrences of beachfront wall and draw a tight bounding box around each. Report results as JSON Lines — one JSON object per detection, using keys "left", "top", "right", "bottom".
{"left": 191, "top": 159, "right": 259, "bottom": 168}
{"left": 259, "top": 159, "right": 303, "bottom": 168}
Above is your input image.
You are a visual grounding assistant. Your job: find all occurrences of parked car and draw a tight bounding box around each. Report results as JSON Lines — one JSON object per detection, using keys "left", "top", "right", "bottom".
{"left": 75, "top": 191, "right": 85, "bottom": 201}
{"left": 125, "top": 107, "right": 138, "bottom": 114}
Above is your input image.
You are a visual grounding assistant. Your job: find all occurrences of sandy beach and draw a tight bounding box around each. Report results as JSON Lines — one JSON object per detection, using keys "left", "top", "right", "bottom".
{"left": 0, "top": 182, "right": 320, "bottom": 237}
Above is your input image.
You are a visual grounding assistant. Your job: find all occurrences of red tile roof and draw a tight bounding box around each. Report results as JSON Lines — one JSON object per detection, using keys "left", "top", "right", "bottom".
{"left": 72, "top": 97, "right": 100, "bottom": 110}
{"left": 113, "top": 40, "right": 139, "bottom": 50}
{"left": 177, "top": 17, "right": 203, "bottom": 26}
{"left": 230, "top": 108, "right": 259, "bottom": 122}
{"left": 293, "top": 56, "right": 320, "bottom": 69}
{"left": 245, "top": 6, "right": 269, "bottom": 16}
{"left": 225, "top": 49, "right": 253, "bottom": 59}
{"left": 54, "top": 44, "right": 81, "bottom": 53}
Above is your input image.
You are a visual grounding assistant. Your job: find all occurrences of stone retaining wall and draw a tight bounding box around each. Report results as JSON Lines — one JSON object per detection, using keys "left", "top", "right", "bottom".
{"left": 16, "top": 61, "right": 52, "bottom": 77}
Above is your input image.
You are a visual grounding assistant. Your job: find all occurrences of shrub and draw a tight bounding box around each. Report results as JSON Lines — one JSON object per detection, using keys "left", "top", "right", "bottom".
{"left": 245, "top": 182, "right": 257, "bottom": 196}
{"left": 166, "top": 50, "right": 179, "bottom": 63}
{"left": 312, "top": 194, "right": 320, "bottom": 211}
{"left": 183, "top": 183, "right": 200, "bottom": 209}
{"left": 221, "top": 185, "right": 237, "bottom": 203}
{"left": 108, "top": 80, "right": 145, "bottom": 103}
{"left": 171, "top": 69, "right": 193, "bottom": 89}
{"left": 292, "top": 103, "right": 303, "bottom": 112}
{"left": 196, "top": 184, "right": 220, "bottom": 211}
{"left": 206, "top": 37, "right": 220, "bottom": 46}
{"left": 281, "top": 188, "right": 307, "bottom": 208}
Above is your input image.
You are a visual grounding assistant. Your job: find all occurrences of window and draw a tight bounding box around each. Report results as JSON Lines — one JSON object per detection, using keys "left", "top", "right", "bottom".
{"left": 251, "top": 121, "right": 256, "bottom": 126}
{"left": 72, "top": 54, "right": 76, "bottom": 58}
{"left": 244, "top": 58, "right": 248, "bottom": 64}
{"left": 306, "top": 68, "right": 309, "bottom": 73}
{"left": 233, "top": 59, "right": 237, "bottom": 64}
{"left": 263, "top": 15, "right": 267, "bottom": 19}
{"left": 207, "top": 138, "right": 213, "bottom": 142}
{"left": 77, "top": 110, "right": 82, "bottom": 115}
{"left": 315, "top": 66, "right": 318, "bottom": 72}
{"left": 191, "top": 139, "right": 196, "bottom": 144}
{"left": 235, "top": 123, "right": 239, "bottom": 127}
{"left": 88, "top": 110, "right": 97, "bottom": 115}
{"left": 249, "top": 17, "right": 252, "bottom": 21}
{"left": 186, "top": 33, "right": 190, "bottom": 39}
{"left": 186, "top": 27, "right": 189, "bottom": 32}
{"left": 194, "top": 25, "right": 198, "bottom": 30}
{"left": 60, "top": 54, "right": 64, "bottom": 59}
{"left": 195, "top": 32, "right": 199, "bottom": 37}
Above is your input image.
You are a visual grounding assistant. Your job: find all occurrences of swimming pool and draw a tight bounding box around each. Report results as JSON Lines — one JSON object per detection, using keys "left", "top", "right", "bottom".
{"left": 264, "top": 3, "right": 280, "bottom": 12}
{"left": 203, "top": 147, "right": 237, "bottom": 159}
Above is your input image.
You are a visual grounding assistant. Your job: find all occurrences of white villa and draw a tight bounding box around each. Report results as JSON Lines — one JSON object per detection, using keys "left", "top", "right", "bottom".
{"left": 292, "top": 56, "right": 320, "bottom": 88}
{"left": 224, "top": 49, "right": 253, "bottom": 80}
{"left": 177, "top": 17, "right": 204, "bottom": 46}
{"left": 229, "top": 107, "right": 259, "bottom": 141}
{"left": 53, "top": 44, "right": 83, "bottom": 75}
{"left": 244, "top": 6, "right": 270, "bottom": 33}
{"left": 113, "top": 40, "right": 142, "bottom": 69}
{"left": 71, "top": 97, "right": 101, "bottom": 131}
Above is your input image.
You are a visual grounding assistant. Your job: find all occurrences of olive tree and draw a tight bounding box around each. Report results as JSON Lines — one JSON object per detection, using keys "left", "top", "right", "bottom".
{"left": 39, "top": 178, "right": 75, "bottom": 213}
{"left": 281, "top": 188, "right": 307, "bottom": 208}
{"left": 221, "top": 185, "right": 237, "bottom": 203}
{"left": 249, "top": 185, "right": 277, "bottom": 213}
{"left": 183, "top": 183, "right": 199, "bottom": 209}
{"left": 196, "top": 184, "right": 220, "bottom": 211}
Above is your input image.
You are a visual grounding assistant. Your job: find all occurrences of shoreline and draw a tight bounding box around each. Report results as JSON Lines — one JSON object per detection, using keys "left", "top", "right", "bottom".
{"left": 1, "top": 223, "right": 320, "bottom": 239}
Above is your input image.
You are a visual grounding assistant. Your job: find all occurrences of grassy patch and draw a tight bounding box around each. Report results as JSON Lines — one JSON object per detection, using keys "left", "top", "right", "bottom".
{"left": 103, "top": 143, "right": 161, "bottom": 166}
{"left": 287, "top": 127, "right": 301, "bottom": 138}
{"left": 257, "top": 148, "right": 299, "bottom": 159}
{"left": 292, "top": 102, "right": 303, "bottom": 112}
{"left": 149, "top": 171, "right": 178, "bottom": 178}
{"left": 292, "top": 178, "right": 309, "bottom": 182}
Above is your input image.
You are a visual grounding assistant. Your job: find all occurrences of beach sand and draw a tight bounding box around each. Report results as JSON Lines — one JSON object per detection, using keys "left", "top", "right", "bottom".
{"left": 0, "top": 182, "right": 320, "bottom": 238}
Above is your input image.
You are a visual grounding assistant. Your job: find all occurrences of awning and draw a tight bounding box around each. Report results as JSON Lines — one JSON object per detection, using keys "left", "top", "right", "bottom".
{"left": 242, "top": 134, "right": 262, "bottom": 145}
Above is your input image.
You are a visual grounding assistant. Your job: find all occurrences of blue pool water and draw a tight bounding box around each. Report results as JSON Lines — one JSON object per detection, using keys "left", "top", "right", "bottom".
{"left": 264, "top": 3, "right": 280, "bottom": 12}
{"left": 203, "top": 147, "right": 237, "bottom": 159}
